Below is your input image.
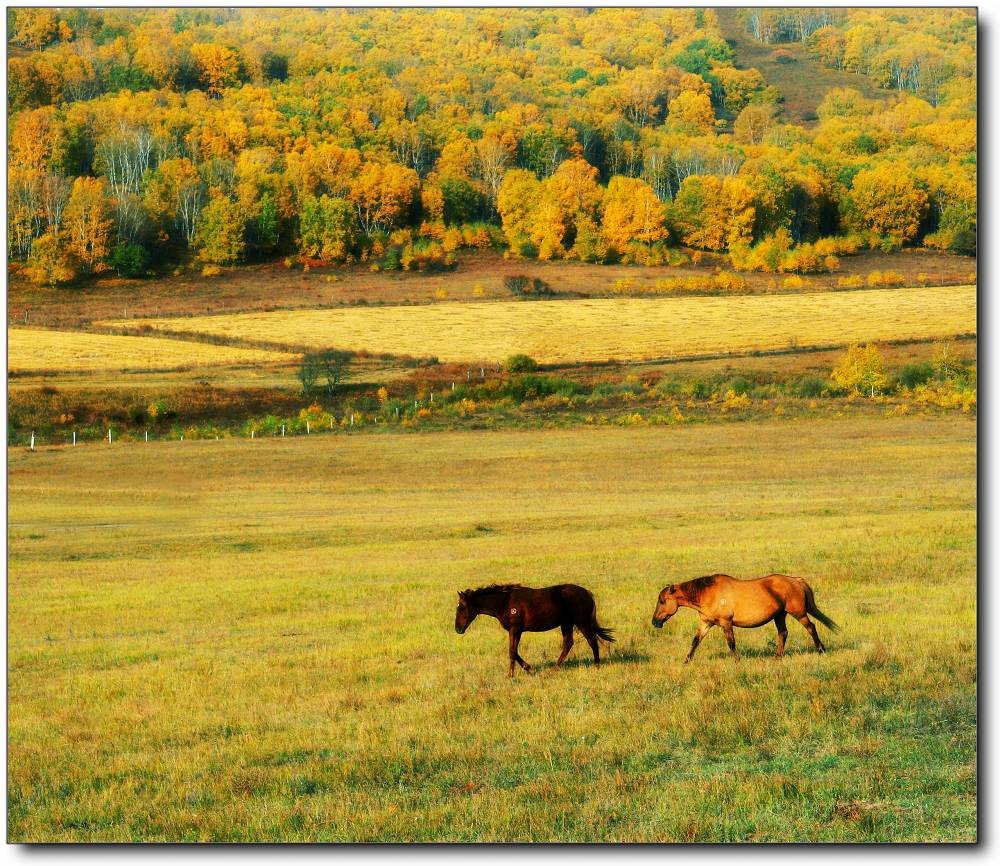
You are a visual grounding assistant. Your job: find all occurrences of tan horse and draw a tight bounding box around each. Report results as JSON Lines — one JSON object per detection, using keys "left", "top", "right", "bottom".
{"left": 651, "top": 574, "right": 839, "bottom": 662}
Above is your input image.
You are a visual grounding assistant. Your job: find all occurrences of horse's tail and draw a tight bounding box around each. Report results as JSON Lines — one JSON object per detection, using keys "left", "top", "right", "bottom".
{"left": 590, "top": 603, "right": 616, "bottom": 643}
{"left": 804, "top": 580, "right": 840, "bottom": 632}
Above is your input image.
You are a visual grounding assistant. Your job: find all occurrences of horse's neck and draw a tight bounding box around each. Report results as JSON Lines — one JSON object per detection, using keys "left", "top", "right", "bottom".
{"left": 474, "top": 591, "right": 510, "bottom": 619}
{"left": 678, "top": 595, "right": 701, "bottom": 614}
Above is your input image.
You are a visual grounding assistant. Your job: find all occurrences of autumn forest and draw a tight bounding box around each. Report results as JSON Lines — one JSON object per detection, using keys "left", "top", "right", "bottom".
{"left": 7, "top": 6, "right": 977, "bottom": 286}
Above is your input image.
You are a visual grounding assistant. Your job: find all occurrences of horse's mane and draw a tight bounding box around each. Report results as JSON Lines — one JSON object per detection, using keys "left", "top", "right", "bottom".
{"left": 463, "top": 583, "right": 521, "bottom": 602}
{"left": 680, "top": 574, "right": 726, "bottom": 603}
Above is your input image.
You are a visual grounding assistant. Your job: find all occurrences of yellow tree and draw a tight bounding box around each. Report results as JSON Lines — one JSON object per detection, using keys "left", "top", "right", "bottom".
{"left": 831, "top": 343, "right": 888, "bottom": 397}
{"left": 600, "top": 176, "right": 669, "bottom": 253}
{"left": 63, "top": 177, "right": 112, "bottom": 273}
{"left": 847, "top": 165, "right": 929, "bottom": 246}
{"left": 668, "top": 90, "right": 716, "bottom": 134}
{"left": 191, "top": 43, "right": 241, "bottom": 97}
{"left": 24, "top": 232, "right": 77, "bottom": 287}
{"left": 670, "top": 175, "right": 755, "bottom": 251}
{"left": 733, "top": 103, "right": 779, "bottom": 145}
{"left": 347, "top": 162, "right": 420, "bottom": 236}
{"left": 496, "top": 168, "right": 543, "bottom": 254}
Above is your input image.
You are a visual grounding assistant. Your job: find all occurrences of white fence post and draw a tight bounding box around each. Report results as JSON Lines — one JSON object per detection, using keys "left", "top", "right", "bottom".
{"left": 72, "top": 431, "right": 76, "bottom": 446}
{"left": 251, "top": 430, "right": 255, "bottom": 439}
{"left": 350, "top": 414, "right": 354, "bottom": 426}
{"left": 145, "top": 430, "right": 148, "bottom": 443}
{"left": 108, "top": 428, "right": 112, "bottom": 445}
{"left": 281, "top": 425, "right": 285, "bottom": 437}
{"left": 306, "top": 421, "right": 310, "bottom": 434}
{"left": 30, "top": 432, "right": 35, "bottom": 451}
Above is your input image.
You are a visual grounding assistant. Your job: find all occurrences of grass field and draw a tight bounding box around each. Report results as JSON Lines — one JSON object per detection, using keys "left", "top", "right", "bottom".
{"left": 8, "top": 328, "right": 298, "bottom": 374}
{"left": 7, "top": 416, "right": 976, "bottom": 841}
{"left": 108, "top": 284, "right": 976, "bottom": 364}
{"left": 8, "top": 249, "right": 975, "bottom": 331}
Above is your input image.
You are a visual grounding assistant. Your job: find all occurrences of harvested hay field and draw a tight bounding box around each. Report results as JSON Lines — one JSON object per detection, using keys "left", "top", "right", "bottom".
{"left": 110, "top": 284, "right": 977, "bottom": 364}
{"left": 8, "top": 328, "right": 298, "bottom": 373}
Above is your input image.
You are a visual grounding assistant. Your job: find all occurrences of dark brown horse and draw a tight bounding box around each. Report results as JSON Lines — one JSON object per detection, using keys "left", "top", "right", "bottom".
{"left": 455, "top": 584, "right": 615, "bottom": 677}
{"left": 651, "top": 573, "right": 839, "bottom": 662}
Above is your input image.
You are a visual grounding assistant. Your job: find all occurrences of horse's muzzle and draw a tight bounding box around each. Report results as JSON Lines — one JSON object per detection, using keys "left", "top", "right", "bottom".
{"left": 455, "top": 625, "right": 466, "bottom": 635}
{"left": 651, "top": 617, "right": 664, "bottom": 629}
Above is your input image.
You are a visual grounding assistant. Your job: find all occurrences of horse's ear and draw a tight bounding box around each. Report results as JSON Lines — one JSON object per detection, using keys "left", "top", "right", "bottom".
{"left": 666, "top": 584, "right": 675, "bottom": 594}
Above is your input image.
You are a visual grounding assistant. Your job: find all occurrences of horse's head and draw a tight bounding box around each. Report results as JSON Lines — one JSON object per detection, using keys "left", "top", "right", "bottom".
{"left": 455, "top": 590, "right": 477, "bottom": 634}
{"left": 651, "top": 585, "right": 680, "bottom": 628}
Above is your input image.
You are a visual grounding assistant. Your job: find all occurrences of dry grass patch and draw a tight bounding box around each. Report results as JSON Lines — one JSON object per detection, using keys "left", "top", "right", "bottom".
{"left": 8, "top": 328, "right": 299, "bottom": 373}
{"left": 108, "top": 285, "right": 976, "bottom": 365}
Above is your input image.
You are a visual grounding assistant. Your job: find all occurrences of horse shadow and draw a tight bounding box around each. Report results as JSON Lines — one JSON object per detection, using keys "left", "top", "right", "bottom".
{"left": 532, "top": 647, "right": 650, "bottom": 672}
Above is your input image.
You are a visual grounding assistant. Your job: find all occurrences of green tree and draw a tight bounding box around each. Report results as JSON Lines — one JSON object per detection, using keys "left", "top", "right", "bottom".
{"left": 298, "top": 195, "right": 360, "bottom": 262}
{"left": 195, "top": 195, "right": 247, "bottom": 265}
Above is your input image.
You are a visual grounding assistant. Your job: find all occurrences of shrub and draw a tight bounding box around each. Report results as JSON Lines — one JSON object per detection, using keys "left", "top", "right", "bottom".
{"left": 896, "top": 362, "right": 935, "bottom": 390}
{"left": 837, "top": 275, "right": 864, "bottom": 289}
{"left": 201, "top": 264, "right": 223, "bottom": 277}
{"left": 505, "top": 275, "right": 552, "bottom": 298}
{"left": 504, "top": 354, "right": 539, "bottom": 373}
{"left": 792, "top": 376, "right": 828, "bottom": 398}
{"left": 866, "top": 269, "right": 905, "bottom": 288}
{"left": 108, "top": 242, "right": 148, "bottom": 277}
{"left": 713, "top": 270, "right": 747, "bottom": 292}
{"left": 503, "top": 374, "right": 580, "bottom": 402}
{"left": 726, "top": 376, "right": 752, "bottom": 396}
{"left": 401, "top": 239, "right": 455, "bottom": 272}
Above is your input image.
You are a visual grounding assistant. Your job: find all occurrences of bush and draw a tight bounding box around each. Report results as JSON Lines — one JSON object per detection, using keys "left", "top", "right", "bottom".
{"left": 792, "top": 376, "right": 827, "bottom": 398}
{"left": 896, "top": 362, "right": 935, "bottom": 390}
{"left": 503, "top": 374, "right": 580, "bottom": 402}
{"left": 504, "top": 354, "right": 539, "bottom": 373}
{"left": 866, "top": 269, "right": 905, "bottom": 288}
{"left": 726, "top": 376, "right": 752, "bottom": 396}
{"left": 108, "top": 242, "right": 148, "bottom": 277}
{"left": 505, "top": 275, "right": 552, "bottom": 298}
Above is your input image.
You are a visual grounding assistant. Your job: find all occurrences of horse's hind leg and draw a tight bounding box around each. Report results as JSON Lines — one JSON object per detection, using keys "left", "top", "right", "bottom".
{"left": 797, "top": 615, "right": 825, "bottom": 654}
{"left": 579, "top": 623, "right": 600, "bottom": 667}
{"left": 774, "top": 612, "right": 788, "bottom": 658}
{"left": 555, "top": 623, "right": 574, "bottom": 669}
{"left": 721, "top": 621, "right": 739, "bottom": 660}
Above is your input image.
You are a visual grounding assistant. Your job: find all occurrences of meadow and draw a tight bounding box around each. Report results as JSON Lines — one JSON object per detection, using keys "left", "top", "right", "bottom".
{"left": 108, "top": 284, "right": 976, "bottom": 364}
{"left": 7, "top": 327, "right": 297, "bottom": 374}
{"left": 7, "top": 416, "right": 976, "bottom": 842}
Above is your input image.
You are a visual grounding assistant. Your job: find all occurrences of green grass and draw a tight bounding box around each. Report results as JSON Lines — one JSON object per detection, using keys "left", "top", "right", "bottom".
{"left": 7, "top": 416, "right": 976, "bottom": 841}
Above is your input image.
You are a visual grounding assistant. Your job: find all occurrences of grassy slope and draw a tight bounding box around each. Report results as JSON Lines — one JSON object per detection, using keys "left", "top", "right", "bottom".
{"left": 7, "top": 417, "right": 976, "bottom": 841}
{"left": 715, "top": 7, "right": 893, "bottom": 125}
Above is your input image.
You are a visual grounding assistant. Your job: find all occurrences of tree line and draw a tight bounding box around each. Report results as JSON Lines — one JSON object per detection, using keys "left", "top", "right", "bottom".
{"left": 7, "top": 7, "right": 976, "bottom": 286}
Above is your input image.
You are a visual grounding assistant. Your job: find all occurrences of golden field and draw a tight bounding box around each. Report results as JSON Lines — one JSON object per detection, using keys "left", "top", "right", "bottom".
{"left": 7, "top": 417, "right": 976, "bottom": 841}
{"left": 7, "top": 327, "right": 298, "bottom": 373}
{"left": 103, "top": 284, "right": 977, "bottom": 364}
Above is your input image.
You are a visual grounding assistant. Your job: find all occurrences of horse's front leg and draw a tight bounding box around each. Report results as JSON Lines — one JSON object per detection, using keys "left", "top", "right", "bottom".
{"left": 685, "top": 620, "right": 713, "bottom": 663}
{"left": 508, "top": 629, "right": 531, "bottom": 677}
